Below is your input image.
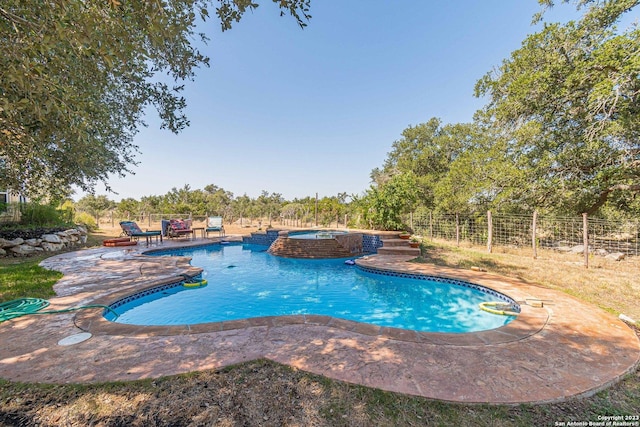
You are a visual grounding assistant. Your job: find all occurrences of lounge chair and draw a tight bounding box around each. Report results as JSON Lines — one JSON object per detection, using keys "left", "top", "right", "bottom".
{"left": 119, "top": 221, "right": 162, "bottom": 246}
{"left": 165, "top": 218, "right": 194, "bottom": 239}
{"left": 205, "top": 216, "right": 225, "bottom": 237}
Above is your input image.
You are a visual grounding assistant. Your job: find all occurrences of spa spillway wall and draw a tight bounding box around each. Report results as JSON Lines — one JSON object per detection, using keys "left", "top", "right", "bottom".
{"left": 267, "top": 230, "right": 364, "bottom": 259}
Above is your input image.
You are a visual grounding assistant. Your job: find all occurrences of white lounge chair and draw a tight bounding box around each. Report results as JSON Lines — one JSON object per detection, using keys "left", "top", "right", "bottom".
{"left": 205, "top": 216, "right": 225, "bottom": 237}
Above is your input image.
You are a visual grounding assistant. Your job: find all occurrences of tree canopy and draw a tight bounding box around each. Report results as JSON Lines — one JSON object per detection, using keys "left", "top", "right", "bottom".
{"left": 365, "top": 0, "right": 639, "bottom": 219}
{"left": 0, "top": 0, "right": 311, "bottom": 200}
{"left": 4, "top": 0, "right": 639, "bottom": 222}
{"left": 475, "top": 0, "right": 640, "bottom": 214}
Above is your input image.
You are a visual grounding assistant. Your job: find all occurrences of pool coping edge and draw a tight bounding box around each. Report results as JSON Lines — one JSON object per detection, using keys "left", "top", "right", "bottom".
{"left": 73, "top": 251, "right": 550, "bottom": 346}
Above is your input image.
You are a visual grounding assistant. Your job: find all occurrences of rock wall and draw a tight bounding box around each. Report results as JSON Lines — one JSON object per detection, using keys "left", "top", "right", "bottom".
{"left": 0, "top": 226, "right": 88, "bottom": 257}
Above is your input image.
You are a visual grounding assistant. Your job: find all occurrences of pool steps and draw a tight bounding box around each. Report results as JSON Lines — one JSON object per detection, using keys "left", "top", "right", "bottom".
{"left": 377, "top": 238, "right": 421, "bottom": 256}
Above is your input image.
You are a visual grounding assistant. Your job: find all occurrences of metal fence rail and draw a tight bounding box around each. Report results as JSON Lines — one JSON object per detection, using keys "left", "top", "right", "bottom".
{"left": 102, "top": 209, "right": 640, "bottom": 258}
{"left": 410, "top": 212, "right": 639, "bottom": 257}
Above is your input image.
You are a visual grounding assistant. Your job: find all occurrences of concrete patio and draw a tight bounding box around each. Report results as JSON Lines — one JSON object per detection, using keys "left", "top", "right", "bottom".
{"left": 0, "top": 238, "right": 638, "bottom": 404}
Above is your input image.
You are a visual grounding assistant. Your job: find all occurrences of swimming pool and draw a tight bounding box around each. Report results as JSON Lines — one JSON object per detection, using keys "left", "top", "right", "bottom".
{"left": 106, "top": 243, "right": 518, "bottom": 333}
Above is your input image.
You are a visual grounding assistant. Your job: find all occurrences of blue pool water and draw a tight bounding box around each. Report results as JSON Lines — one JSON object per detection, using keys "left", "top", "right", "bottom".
{"left": 107, "top": 244, "right": 517, "bottom": 333}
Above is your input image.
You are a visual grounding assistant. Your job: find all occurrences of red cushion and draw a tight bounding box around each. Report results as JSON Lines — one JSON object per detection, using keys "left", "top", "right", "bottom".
{"left": 170, "top": 219, "right": 187, "bottom": 230}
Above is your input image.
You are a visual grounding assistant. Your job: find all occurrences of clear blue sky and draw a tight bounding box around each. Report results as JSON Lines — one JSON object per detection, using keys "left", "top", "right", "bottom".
{"left": 84, "top": 1, "right": 581, "bottom": 202}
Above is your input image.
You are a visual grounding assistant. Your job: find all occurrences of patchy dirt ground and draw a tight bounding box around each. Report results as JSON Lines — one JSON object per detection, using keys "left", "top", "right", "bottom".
{"left": 0, "top": 346, "right": 639, "bottom": 427}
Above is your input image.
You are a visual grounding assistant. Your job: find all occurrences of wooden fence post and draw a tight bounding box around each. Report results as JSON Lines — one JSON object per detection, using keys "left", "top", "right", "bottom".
{"left": 583, "top": 213, "right": 589, "bottom": 269}
{"left": 487, "top": 210, "right": 493, "bottom": 253}
{"left": 429, "top": 212, "right": 433, "bottom": 239}
{"left": 532, "top": 210, "right": 538, "bottom": 259}
{"left": 455, "top": 213, "right": 460, "bottom": 247}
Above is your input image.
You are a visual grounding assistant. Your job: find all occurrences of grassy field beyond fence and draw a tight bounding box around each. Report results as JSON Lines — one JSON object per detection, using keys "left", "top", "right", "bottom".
{"left": 410, "top": 212, "right": 640, "bottom": 259}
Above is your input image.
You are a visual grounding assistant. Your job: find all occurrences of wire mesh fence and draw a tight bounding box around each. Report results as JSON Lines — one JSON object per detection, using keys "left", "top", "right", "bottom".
{"left": 98, "top": 209, "right": 639, "bottom": 258}
{"left": 100, "top": 210, "right": 349, "bottom": 231}
{"left": 100, "top": 212, "right": 195, "bottom": 230}
{"left": 98, "top": 212, "right": 307, "bottom": 233}
{"left": 410, "top": 211, "right": 639, "bottom": 258}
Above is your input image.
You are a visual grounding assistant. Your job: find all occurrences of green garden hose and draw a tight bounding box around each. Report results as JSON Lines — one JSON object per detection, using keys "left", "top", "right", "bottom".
{"left": 0, "top": 297, "right": 118, "bottom": 323}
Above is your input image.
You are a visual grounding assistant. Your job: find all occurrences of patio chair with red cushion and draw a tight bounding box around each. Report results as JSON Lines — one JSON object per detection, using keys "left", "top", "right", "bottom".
{"left": 165, "top": 219, "right": 195, "bottom": 239}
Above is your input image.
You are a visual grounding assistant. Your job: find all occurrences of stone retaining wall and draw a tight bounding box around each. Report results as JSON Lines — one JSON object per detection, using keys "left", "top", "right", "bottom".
{"left": 0, "top": 226, "right": 88, "bottom": 257}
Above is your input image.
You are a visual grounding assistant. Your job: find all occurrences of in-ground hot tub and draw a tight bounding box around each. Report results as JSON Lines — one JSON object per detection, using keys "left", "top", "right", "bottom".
{"left": 267, "top": 230, "right": 363, "bottom": 259}
{"left": 288, "top": 230, "right": 349, "bottom": 239}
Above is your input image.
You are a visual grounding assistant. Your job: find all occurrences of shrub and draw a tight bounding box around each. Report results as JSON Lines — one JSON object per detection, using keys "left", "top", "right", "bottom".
{"left": 74, "top": 212, "right": 97, "bottom": 230}
{"left": 18, "top": 203, "right": 72, "bottom": 228}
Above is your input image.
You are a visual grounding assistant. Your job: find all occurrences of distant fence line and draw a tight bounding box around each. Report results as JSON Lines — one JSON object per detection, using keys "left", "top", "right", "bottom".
{"left": 103, "top": 211, "right": 347, "bottom": 229}
{"left": 101, "top": 209, "right": 639, "bottom": 264}
{"left": 101, "top": 212, "right": 326, "bottom": 230}
{"left": 408, "top": 211, "right": 639, "bottom": 265}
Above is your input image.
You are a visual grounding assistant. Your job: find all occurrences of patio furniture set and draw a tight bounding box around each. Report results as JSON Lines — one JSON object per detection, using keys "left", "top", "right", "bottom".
{"left": 110, "top": 217, "right": 225, "bottom": 247}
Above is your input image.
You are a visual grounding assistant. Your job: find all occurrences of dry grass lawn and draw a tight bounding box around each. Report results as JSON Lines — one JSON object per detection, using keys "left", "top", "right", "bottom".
{"left": 419, "top": 239, "right": 640, "bottom": 321}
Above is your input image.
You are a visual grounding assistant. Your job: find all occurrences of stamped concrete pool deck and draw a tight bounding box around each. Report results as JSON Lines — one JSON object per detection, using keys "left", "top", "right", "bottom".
{"left": 1, "top": 238, "right": 638, "bottom": 404}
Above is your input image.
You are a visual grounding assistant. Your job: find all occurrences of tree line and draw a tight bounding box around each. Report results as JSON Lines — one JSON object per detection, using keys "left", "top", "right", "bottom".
{"left": 73, "top": 183, "right": 424, "bottom": 231}
{"left": 73, "top": 186, "right": 355, "bottom": 229}
{"left": 3, "top": 1, "right": 638, "bottom": 230}
{"left": 369, "top": 0, "right": 639, "bottom": 225}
